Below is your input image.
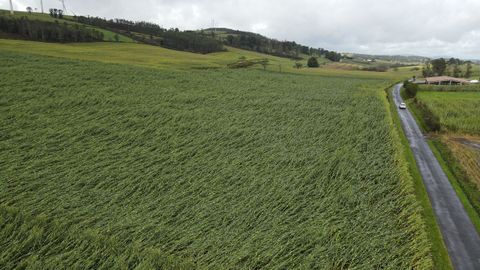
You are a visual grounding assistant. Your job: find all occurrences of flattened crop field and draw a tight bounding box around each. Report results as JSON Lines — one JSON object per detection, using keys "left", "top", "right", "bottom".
{"left": 0, "top": 51, "right": 431, "bottom": 269}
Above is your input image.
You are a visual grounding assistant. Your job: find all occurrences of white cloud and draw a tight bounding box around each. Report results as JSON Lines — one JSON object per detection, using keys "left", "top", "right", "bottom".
{"left": 2, "top": 0, "right": 480, "bottom": 58}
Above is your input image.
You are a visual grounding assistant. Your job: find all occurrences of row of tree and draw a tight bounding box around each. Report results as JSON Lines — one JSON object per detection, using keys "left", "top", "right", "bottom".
{"left": 49, "top": 8, "right": 64, "bottom": 19}
{"left": 0, "top": 16, "right": 104, "bottom": 43}
{"left": 422, "top": 58, "right": 473, "bottom": 78}
{"left": 324, "top": 50, "right": 342, "bottom": 62}
{"left": 217, "top": 29, "right": 342, "bottom": 61}
{"left": 71, "top": 16, "right": 224, "bottom": 53}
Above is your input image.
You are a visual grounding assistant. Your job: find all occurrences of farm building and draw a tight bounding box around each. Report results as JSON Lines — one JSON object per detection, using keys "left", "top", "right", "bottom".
{"left": 424, "top": 76, "right": 470, "bottom": 85}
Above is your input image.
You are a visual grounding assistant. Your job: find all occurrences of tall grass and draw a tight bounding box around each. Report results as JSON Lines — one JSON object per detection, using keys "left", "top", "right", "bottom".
{"left": 415, "top": 91, "right": 480, "bottom": 134}
{"left": 419, "top": 84, "right": 480, "bottom": 92}
{"left": 0, "top": 52, "right": 432, "bottom": 269}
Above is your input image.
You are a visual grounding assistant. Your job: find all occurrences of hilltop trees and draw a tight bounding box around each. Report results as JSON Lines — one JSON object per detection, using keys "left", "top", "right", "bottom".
{"left": 219, "top": 29, "right": 341, "bottom": 61}
{"left": 0, "top": 16, "right": 104, "bottom": 42}
{"left": 325, "top": 51, "right": 342, "bottom": 62}
{"left": 223, "top": 32, "right": 308, "bottom": 59}
{"left": 73, "top": 16, "right": 224, "bottom": 54}
{"left": 424, "top": 58, "right": 474, "bottom": 78}
{"left": 431, "top": 58, "right": 447, "bottom": 76}
{"left": 307, "top": 57, "right": 319, "bottom": 67}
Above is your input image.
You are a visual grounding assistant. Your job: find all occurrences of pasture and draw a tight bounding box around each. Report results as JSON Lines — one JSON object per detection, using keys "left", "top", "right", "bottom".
{"left": 0, "top": 51, "right": 431, "bottom": 269}
{"left": 0, "top": 38, "right": 419, "bottom": 80}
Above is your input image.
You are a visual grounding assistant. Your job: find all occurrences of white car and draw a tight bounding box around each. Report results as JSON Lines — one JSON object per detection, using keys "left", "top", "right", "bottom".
{"left": 399, "top": 102, "right": 407, "bottom": 109}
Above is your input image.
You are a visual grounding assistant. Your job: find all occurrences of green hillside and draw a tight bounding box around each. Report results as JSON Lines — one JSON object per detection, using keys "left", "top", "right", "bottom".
{"left": 0, "top": 39, "right": 419, "bottom": 79}
{"left": 0, "top": 9, "right": 134, "bottom": 42}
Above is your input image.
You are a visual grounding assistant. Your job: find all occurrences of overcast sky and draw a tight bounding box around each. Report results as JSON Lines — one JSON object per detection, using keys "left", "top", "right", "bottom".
{"left": 2, "top": 0, "right": 480, "bottom": 58}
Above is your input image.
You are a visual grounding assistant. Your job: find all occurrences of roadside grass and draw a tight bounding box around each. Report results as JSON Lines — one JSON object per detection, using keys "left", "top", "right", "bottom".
{"left": 0, "top": 38, "right": 419, "bottom": 80}
{"left": 428, "top": 140, "right": 480, "bottom": 234}
{"left": 419, "top": 84, "right": 480, "bottom": 92}
{"left": 386, "top": 86, "right": 452, "bottom": 270}
{"left": 402, "top": 88, "right": 480, "bottom": 236}
{"left": 0, "top": 51, "right": 432, "bottom": 269}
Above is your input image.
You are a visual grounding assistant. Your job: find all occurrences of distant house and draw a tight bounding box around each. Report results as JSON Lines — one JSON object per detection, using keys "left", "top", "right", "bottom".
{"left": 424, "top": 76, "right": 470, "bottom": 85}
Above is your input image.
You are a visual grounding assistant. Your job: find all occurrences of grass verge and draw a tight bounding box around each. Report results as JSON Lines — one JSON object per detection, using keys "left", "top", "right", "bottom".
{"left": 427, "top": 140, "right": 480, "bottom": 233}
{"left": 404, "top": 87, "right": 480, "bottom": 236}
{"left": 386, "top": 85, "right": 452, "bottom": 270}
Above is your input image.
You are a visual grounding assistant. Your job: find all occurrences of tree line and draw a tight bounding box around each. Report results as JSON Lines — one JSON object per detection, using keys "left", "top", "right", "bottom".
{"left": 71, "top": 16, "right": 224, "bottom": 53}
{"left": 422, "top": 57, "right": 473, "bottom": 78}
{"left": 215, "top": 28, "right": 342, "bottom": 61}
{"left": 0, "top": 16, "right": 104, "bottom": 43}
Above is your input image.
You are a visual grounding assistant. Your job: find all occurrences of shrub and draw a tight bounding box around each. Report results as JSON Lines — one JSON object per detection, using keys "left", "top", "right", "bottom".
{"left": 361, "top": 65, "right": 389, "bottom": 72}
{"left": 307, "top": 57, "right": 319, "bottom": 68}
{"left": 414, "top": 99, "right": 441, "bottom": 132}
{"left": 404, "top": 81, "right": 418, "bottom": 98}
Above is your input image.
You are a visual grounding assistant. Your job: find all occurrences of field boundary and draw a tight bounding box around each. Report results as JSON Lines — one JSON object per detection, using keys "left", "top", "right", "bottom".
{"left": 385, "top": 84, "right": 452, "bottom": 270}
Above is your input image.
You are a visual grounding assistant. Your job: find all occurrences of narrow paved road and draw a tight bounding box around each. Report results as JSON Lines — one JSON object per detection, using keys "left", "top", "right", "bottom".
{"left": 393, "top": 84, "right": 480, "bottom": 270}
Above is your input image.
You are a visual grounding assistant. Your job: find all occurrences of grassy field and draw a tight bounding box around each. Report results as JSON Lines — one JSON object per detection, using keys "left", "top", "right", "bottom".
{"left": 419, "top": 84, "right": 480, "bottom": 92}
{"left": 415, "top": 91, "right": 480, "bottom": 134}
{"left": 0, "top": 10, "right": 134, "bottom": 42}
{"left": 0, "top": 38, "right": 419, "bottom": 80}
{"left": 0, "top": 51, "right": 432, "bottom": 269}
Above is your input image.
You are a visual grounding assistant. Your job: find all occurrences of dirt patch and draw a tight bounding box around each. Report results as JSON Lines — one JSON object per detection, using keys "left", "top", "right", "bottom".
{"left": 449, "top": 136, "right": 480, "bottom": 151}
{"left": 323, "top": 62, "right": 360, "bottom": 70}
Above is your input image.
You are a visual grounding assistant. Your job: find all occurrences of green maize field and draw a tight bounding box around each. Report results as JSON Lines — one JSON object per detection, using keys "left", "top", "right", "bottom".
{"left": 0, "top": 51, "right": 432, "bottom": 269}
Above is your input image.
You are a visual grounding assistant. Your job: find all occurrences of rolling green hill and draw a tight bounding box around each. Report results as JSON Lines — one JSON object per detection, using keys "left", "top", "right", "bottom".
{"left": 0, "top": 9, "right": 134, "bottom": 42}
{"left": 0, "top": 39, "right": 420, "bottom": 79}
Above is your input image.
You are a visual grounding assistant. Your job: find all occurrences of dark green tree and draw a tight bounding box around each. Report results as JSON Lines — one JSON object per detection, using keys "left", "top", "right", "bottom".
{"left": 307, "top": 57, "right": 319, "bottom": 67}
{"left": 465, "top": 62, "right": 473, "bottom": 78}
{"left": 403, "top": 80, "right": 418, "bottom": 98}
{"left": 422, "top": 61, "right": 433, "bottom": 77}
{"left": 453, "top": 64, "right": 462, "bottom": 78}
{"left": 431, "top": 58, "right": 447, "bottom": 76}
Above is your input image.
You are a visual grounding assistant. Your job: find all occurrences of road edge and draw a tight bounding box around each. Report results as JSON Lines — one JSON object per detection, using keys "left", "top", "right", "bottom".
{"left": 403, "top": 88, "right": 480, "bottom": 235}
{"left": 384, "top": 84, "right": 453, "bottom": 270}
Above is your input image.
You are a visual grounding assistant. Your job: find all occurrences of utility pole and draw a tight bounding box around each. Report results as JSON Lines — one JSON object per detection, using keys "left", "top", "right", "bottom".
{"left": 211, "top": 19, "right": 216, "bottom": 36}
{"left": 9, "top": 0, "right": 14, "bottom": 15}
{"left": 60, "top": 0, "right": 67, "bottom": 14}
{"left": 40, "top": 0, "right": 44, "bottom": 13}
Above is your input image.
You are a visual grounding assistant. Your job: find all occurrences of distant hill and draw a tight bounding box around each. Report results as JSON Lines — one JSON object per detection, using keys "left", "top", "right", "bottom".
{"left": 350, "top": 53, "right": 430, "bottom": 64}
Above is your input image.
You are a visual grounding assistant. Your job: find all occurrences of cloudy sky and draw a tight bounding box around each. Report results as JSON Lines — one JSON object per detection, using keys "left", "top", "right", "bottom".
{"left": 2, "top": 0, "right": 480, "bottom": 58}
